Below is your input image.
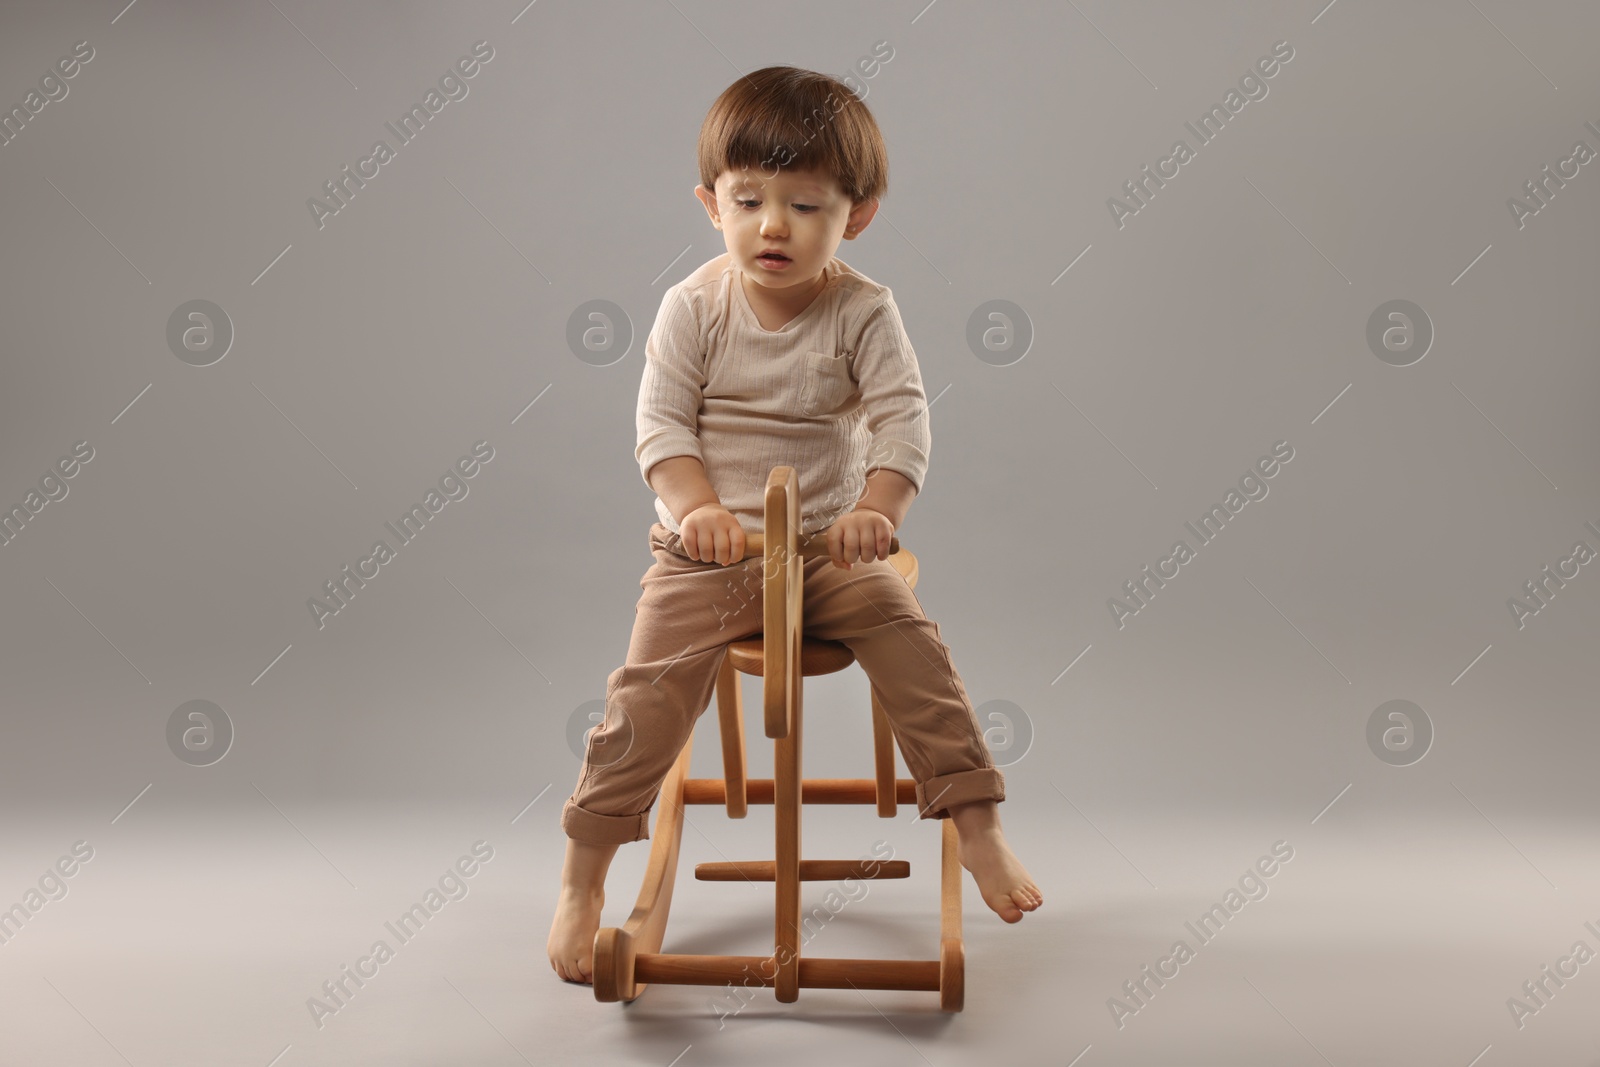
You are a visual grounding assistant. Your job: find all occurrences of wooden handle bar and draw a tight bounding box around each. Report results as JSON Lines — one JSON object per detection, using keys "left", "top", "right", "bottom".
{"left": 737, "top": 531, "right": 900, "bottom": 561}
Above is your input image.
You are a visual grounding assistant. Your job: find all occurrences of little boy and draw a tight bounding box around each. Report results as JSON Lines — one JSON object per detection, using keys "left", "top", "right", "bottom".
{"left": 549, "top": 66, "right": 1040, "bottom": 985}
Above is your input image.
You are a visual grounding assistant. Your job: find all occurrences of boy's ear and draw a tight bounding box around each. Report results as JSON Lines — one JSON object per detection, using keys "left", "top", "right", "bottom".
{"left": 694, "top": 183, "right": 721, "bottom": 228}
{"left": 843, "top": 196, "right": 879, "bottom": 239}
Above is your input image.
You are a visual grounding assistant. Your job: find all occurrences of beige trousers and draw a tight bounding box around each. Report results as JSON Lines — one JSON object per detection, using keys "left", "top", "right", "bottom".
{"left": 560, "top": 522, "right": 1005, "bottom": 844}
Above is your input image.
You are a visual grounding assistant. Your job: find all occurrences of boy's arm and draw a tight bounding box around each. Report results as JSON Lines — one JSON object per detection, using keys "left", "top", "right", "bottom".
{"left": 854, "top": 467, "right": 918, "bottom": 530}
{"left": 848, "top": 296, "right": 932, "bottom": 530}
{"left": 636, "top": 287, "right": 720, "bottom": 521}
{"left": 646, "top": 455, "right": 722, "bottom": 524}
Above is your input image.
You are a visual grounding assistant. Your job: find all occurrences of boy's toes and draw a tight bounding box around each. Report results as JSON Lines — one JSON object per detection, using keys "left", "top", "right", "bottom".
{"left": 1009, "top": 888, "right": 1040, "bottom": 913}
{"left": 983, "top": 890, "right": 1024, "bottom": 922}
{"left": 552, "top": 956, "right": 590, "bottom": 984}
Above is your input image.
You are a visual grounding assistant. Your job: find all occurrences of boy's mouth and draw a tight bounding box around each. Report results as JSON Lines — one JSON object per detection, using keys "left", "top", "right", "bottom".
{"left": 757, "top": 251, "right": 790, "bottom": 261}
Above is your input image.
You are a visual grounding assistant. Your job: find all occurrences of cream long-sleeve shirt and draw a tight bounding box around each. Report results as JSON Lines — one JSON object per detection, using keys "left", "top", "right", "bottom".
{"left": 636, "top": 253, "right": 931, "bottom": 537}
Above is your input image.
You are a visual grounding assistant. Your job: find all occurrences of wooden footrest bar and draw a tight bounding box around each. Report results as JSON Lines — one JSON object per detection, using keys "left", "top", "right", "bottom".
{"left": 634, "top": 952, "right": 941, "bottom": 991}
{"left": 683, "top": 777, "right": 918, "bottom": 805}
{"left": 695, "top": 859, "right": 911, "bottom": 881}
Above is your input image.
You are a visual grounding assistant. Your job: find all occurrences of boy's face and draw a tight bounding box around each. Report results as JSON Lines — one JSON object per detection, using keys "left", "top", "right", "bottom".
{"left": 694, "top": 166, "right": 878, "bottom": 295}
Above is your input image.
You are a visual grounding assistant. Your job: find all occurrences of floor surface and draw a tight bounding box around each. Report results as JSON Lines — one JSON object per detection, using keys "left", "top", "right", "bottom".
{"left": 3, "top": 797, "right": 1597, "bottom": 1065}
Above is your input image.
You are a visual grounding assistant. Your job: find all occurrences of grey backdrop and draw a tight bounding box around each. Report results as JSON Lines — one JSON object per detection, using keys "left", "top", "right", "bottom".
{"left": 2, "top": 1, "right": 1598, "bottom": 1065}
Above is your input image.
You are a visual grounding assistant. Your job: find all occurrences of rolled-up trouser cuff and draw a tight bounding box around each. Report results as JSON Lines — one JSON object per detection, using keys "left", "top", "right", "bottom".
{"left": 914, "top": 767, "right": 1006, "bottom": 822}
{"left": 561, "top": 796, "right": 651, "bottom": 844}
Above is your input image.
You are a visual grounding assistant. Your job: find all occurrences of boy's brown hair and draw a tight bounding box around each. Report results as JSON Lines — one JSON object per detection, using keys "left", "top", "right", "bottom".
{"left": 697, "top": 65, "right": 888, "bottom": 206}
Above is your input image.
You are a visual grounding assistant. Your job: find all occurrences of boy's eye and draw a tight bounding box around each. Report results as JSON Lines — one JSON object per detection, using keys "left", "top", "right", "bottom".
{"left": 735, "top": 199, "right": 817, "bottom": 212}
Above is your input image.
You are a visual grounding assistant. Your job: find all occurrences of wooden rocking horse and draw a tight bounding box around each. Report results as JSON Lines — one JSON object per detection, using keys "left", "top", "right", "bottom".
{"left": 590, "top": 465, "right": 965, "bottom": 1011}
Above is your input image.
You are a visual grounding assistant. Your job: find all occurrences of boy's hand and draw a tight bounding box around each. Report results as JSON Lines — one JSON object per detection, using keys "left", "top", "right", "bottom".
{"left": 681, "top": 503, "right": 746, "bottom": 566}
{"left": 824, "top": 508, "right": 896, "bottom": 570}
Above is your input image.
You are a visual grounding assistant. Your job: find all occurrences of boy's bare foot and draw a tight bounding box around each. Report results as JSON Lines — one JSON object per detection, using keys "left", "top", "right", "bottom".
{"left": 946, "top": 799, "right": 1042, "bottom": 923}
{"left": 957, "top": 828, "right": 1043, "bottom": 922}
{"left": 547, "top": 887, "right": 606, "bottom": 983}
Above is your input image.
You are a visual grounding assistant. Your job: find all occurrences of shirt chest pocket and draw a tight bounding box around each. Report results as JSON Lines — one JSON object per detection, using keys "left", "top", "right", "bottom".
{"left": 798, "top": 350, "right": 856, "bottom": 416}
